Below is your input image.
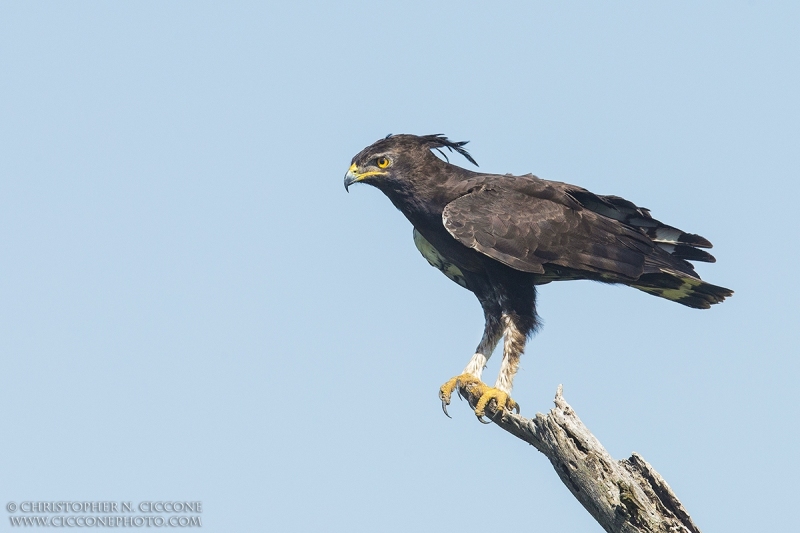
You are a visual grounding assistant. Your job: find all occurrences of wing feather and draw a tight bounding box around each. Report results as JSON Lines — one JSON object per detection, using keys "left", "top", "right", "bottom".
{"left": 442, "top": 186, "right": 655, "bottom": 280}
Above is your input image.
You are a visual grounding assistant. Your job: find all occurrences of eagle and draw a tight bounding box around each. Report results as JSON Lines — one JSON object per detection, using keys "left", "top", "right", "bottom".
{"left": 344, "top": 134, "right": 732, "bottom": 422}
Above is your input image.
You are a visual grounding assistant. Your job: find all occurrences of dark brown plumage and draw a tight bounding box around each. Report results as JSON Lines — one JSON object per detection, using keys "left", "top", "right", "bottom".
{"left": 344, "top": 134, "right": 732, "bottom": 420}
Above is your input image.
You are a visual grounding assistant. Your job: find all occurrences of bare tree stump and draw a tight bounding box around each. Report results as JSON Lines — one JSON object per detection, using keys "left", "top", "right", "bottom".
{"left": 456, "top": 383, "right": 701, "bottom": 533}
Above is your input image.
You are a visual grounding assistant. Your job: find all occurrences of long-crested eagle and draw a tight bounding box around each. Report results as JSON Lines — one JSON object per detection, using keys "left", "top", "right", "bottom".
{"left": 344, "top": 134, "right": 732, "bottom": 422}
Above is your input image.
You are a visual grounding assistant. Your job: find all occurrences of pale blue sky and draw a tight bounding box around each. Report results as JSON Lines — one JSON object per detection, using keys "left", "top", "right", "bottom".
{"left": 1, "top": 2, "right": 798, "bottom": 531}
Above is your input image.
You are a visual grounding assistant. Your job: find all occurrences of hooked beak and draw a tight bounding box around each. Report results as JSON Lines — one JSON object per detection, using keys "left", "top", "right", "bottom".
{"left": 344, "top": 164, "right": 360, "bottom": 192}
{"left": 344, "top": 163, "right": 386, "bottom": 192}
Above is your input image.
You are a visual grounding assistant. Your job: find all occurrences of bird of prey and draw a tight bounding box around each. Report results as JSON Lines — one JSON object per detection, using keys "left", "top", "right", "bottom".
{"left": 344, "top": 134, "right": 732, "bottom": 422}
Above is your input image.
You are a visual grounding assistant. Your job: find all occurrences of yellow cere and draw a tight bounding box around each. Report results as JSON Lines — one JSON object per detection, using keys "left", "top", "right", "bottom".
{"left": 347, "top": 160, "right": 388, "bottom": 183}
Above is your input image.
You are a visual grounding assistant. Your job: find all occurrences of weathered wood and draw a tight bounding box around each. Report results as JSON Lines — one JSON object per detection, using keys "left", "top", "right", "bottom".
{"left": 456, "top": 382, "right": 701, "bottom": 533}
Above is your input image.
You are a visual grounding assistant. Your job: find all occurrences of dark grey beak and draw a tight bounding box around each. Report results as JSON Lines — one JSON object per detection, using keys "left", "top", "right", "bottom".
{"left": 344, "top": 172, "right": 357, "bottom": 192}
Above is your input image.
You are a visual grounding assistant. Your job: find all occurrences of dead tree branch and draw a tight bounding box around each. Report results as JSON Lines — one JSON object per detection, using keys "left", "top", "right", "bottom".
{"left": 457, "top": 383, "right": 702, "bottom": 533}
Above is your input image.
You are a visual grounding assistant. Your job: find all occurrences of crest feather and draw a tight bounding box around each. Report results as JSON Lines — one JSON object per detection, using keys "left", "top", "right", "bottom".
{"left": 420, "top": 134, "right": 478, "bottom": 167}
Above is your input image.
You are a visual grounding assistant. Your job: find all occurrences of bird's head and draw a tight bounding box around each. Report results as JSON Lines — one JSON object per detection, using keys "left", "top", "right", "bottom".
{"left": 344, "top": 134, "right": 478, "bottom": 192}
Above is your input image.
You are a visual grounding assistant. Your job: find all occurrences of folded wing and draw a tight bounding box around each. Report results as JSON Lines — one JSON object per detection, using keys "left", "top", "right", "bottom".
{"left": 442, "top": 185, "right": 655, "bottom": 281}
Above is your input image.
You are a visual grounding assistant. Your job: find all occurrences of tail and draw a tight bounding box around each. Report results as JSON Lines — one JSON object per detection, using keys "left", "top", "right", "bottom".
{"left": 565, "top": 187, "right": 733, "bottom": 307}
{"left": 593, "top": 194, "right": 732, "bottom": 308}
{"left": 631, "top": 266, "right": 733, "bottom": 309}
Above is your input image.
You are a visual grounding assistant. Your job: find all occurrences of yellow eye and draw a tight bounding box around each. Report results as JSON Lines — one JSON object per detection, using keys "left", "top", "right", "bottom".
{"left": 376, "top": 156, "right": 390, "bottom": 169}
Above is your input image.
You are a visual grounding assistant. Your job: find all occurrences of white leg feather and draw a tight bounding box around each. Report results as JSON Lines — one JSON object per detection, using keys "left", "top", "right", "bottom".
{"left": 495, "top": 313, "right": 526, "bottom": 394}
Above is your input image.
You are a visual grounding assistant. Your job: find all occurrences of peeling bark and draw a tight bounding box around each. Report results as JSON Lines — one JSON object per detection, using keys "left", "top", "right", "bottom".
{"left": 456, "top": 383, "right": 701, "bottom": 533}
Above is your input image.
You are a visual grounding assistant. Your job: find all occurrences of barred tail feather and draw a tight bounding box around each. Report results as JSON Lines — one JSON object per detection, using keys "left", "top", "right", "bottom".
{"left": 631, "top": 270, "right": 733, "bottom": 309}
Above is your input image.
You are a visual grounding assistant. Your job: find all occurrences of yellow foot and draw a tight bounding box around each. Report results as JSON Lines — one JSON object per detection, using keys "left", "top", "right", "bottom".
{"left": 439, "top": 373, "right": 485, "bottom": 417}
{"left": 438, "top": 374, "right": 520, "bottom": 423}
{"left": 474, "top": 388, "right": 519, "bottom": 423}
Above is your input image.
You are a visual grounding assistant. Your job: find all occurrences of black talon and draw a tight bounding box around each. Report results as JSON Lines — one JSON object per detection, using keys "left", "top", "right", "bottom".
{"left": 512, "top": 403, "right": 520, "bottom": 414}
{"left": 476, "top": 414, "right": 492, "bottom": 424}
{"left": 439, "top": 390, "right": 453, "bottom": 418}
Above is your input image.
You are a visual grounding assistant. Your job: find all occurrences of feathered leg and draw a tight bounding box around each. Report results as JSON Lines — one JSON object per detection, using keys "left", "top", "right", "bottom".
{"left": 471, "top": 279, "right": 538, "bottom": 421}
{"left": 463, "top": 310, "right": 503, "bottom": 378}
{"left": 494, "top": 311, "right": 535, "bottom": 393}
{"left": 439, "top": 301, "right": 502, "bottom": 418}
{"left": 439, "top": 271, "right": 538, "bottom": 422}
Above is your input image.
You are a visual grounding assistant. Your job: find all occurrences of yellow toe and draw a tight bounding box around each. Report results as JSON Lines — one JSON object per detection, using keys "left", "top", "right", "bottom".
{"left": 439, "top": 373, "right": 485, "bottom": 405}
{"left": 475, "top": 388, "right": 519, "bottom": 419}
{"left": 439, "top": 374, "right": 518, "bottom": 421}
